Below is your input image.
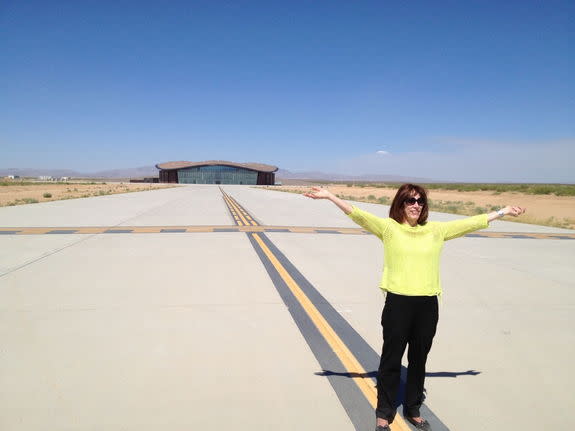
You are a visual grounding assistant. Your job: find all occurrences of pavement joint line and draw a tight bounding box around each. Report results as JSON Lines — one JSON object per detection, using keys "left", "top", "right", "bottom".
{"left": 0, "top": 195, "right": 190, "bottom": 278}
{"left": 0, "top": 231, "right": 103, "bottom": 278}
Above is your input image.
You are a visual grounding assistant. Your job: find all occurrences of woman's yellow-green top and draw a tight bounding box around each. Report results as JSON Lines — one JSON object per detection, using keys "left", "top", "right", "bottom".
{"left": 348, "top": 206, "right": 489, "bottom": 296}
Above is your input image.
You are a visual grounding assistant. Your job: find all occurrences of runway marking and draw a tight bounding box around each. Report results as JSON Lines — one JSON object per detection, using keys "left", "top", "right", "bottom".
{"left": 221, "top": 189, "right": 251, "bottom": 226}
{"left": 248, "top": 232, "right": 415, "bottom": 431}
{"left": 0, "top": 225, "right": 572, "bottom": 239}
{"left": 252, "top": 234, "right": 393, "bottom": 421}
{"left": 219, "top": 187, "right": 414, "bottom": 430}
{"left": 2, "top": 191, "right": 571, "bottom": 429}
{"left": 46, "top": 230, "right": 78, "bottom": 234}
{"left": 220, "top": 188, "right": 260, "bottom": 226}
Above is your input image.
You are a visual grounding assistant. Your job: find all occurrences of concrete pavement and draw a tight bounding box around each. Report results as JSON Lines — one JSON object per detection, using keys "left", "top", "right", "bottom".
{"left": 0, "top": 184, "right": 573, "bottom": 430}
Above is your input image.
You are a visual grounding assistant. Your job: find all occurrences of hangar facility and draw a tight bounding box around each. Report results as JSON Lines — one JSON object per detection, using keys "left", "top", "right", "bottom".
{"left": 156, "top": 161, "right": 278, "bottom": 185}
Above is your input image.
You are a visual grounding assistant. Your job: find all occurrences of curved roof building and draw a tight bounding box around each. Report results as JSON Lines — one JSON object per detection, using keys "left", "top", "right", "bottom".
{"left": 156, "top": 160, "right": 278, "bottom": 185}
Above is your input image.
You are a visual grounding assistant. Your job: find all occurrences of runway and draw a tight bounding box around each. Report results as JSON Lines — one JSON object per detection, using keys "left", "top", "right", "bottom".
{"left": 1, "top": 185, "right": 573, "bottom": 430}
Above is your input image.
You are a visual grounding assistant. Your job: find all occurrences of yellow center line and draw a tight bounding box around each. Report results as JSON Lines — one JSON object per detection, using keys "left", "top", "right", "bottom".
{"left": 185, "top": 226, "right": 215, "bottom": 232}
{"left": 225, "top": 196, "right": 250, "bottom": 226}
{"left": 224, "top": 194, "right": 259, "bottom": 227}
{"left": 223, "top": 194, "right": 243, "bottom": 225}
{"left": 223, "top": 195, "right": 248, "bottom": 226}
{"left": 227, "top": 196, "right": 252, "bottom": 224}
{"left": 221, "top": 190, "right": 262, "bottom": 228}
{"left": 239, "top": 225, "right": 265, "bottom": 232}
{"left": 251, "top": 233, "right": 410, "bottom": 431}
{"left": 229, "top": 200, "right": 249, "bottom": 226}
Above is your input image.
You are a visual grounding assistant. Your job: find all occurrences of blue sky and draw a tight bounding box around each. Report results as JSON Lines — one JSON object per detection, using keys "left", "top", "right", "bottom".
{"left": 1, "top": 1, "right": 573, "bottom": 182}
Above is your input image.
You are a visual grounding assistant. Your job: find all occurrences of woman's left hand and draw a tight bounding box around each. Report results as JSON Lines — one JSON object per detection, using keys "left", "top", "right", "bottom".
{"left": 502, "top": 206, "right": 526, "bottom": 217}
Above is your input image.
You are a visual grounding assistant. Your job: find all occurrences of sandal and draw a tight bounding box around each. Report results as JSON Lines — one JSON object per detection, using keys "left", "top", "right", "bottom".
{"left": 406, "top": 417, "right": 431, "bottom": 430}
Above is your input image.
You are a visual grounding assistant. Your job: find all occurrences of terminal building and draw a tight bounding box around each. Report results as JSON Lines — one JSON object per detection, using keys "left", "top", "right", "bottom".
{"left": 156, "top": 161, "right": 278, "bottom": 185}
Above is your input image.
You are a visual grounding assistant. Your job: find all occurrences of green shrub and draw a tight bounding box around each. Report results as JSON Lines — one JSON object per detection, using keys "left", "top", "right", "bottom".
{"left": 43, "top": 193, "right": 52, "bottom": 198}
{"left": 531, "top": 185, "right": 554, "bottom": 195}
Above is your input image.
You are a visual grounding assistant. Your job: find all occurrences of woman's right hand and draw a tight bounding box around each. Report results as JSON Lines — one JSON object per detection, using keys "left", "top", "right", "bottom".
{"left": 303, "top": 186, "right": 353, "bottom": 214}
{"left": 303, "top": 186, "right": 333, "bottom": 200}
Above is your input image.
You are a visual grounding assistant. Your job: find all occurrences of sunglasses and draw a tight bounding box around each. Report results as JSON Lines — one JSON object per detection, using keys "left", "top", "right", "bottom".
{"left": 404, "top": 197, "right": 426, "bottom": 206}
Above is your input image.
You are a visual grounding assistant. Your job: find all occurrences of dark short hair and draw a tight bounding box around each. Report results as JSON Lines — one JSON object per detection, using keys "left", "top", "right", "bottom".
{"left": 389, "top": 184, "right": 429, "bottom": 225}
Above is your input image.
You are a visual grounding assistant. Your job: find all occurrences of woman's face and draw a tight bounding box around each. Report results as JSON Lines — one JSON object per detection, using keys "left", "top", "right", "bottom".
{"left": 403, "top": 192, "right": 425, "bottom": 225}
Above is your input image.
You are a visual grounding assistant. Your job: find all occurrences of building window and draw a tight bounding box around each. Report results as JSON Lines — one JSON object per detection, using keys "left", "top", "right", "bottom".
{"left": 177, "top": 165, "right": 258, "bottom": 184}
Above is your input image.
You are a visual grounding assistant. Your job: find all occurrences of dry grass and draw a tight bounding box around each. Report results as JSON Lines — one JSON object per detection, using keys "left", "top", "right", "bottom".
{"left": 262, "top": 184, "right": 575, "bottom": 230}
{"left": 0, "top": 181, "right": 177, "bottom": 207}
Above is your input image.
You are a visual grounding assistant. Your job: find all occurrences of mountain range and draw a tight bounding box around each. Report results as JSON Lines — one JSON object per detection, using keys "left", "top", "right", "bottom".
{"left": 0, "top": 166, "right": 433, "bottom": 183}
{"left": 0, "top": 166, "right": 160, "bottom": 179}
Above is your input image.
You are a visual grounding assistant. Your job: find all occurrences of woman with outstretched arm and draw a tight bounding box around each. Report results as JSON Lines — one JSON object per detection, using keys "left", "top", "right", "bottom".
{"left": 304, "top": 184, "right": 525, "bottom": 431}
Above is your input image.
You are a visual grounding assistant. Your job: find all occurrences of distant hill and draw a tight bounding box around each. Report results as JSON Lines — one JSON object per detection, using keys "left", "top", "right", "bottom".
{"left": 1, "top": 166, "right": 432, "bottom": 182}
{"left": 0, "top": 166, "right": 159, "bottom": 179}
{"left": 276, "top": 168, "right": 433, "bottom": 183}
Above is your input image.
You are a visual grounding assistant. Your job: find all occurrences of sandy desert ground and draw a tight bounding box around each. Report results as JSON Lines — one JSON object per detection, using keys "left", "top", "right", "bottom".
{"left": 0, "top": 182, "right": 177, "bottom": 207}
{"left": 2, "top": 181, "right": 574, "bottom": 230}
{"left": 266, "top": 184, "right": 575, "bottom": 230}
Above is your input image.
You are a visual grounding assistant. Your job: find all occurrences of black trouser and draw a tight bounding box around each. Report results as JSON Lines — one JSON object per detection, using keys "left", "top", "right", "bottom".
{"left": 376, "top": 292, "right": 439, "bottom": 422}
